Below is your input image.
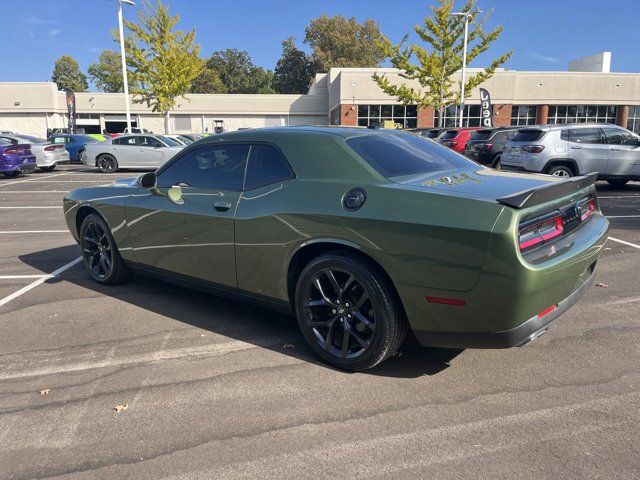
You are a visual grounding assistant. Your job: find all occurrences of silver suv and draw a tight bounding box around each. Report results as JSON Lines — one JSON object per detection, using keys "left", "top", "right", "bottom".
{"left": 501, "top": 123, "right": 640, "bottom": 186}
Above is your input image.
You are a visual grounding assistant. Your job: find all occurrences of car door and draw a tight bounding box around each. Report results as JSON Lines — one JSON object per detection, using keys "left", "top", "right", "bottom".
{"left": 136, "top": 136, "right": 168, "bottom": 168}
{"left": 111, "top": 136, "right": 139, "bottom": 166}
{"left": 563, "top": 127, "right": 609, "bottom": 174}
{"left": 125, "top": 143, "right": 250, "bottom": 289}
{"left": 603, "top": 127, "right": 640, "bottom": 177}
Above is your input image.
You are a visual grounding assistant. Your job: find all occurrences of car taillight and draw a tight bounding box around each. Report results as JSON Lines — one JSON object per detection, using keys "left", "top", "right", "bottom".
{"left": 519, "top": 214, "right": 563, "bottom": 251}
{"left": 521, "top": 145, "right": 545, "bottom": 153}
{"left": 578, "top": 198, "right": 596, "bottom": 222}
{"left": 477, "top": 143, "right": 493, "bottom": 151}
{"left": 44, "top": 145, "right": 56, "bottom": 151}
{"left": 4, "top": 147, "right": 23, "bottom": 155}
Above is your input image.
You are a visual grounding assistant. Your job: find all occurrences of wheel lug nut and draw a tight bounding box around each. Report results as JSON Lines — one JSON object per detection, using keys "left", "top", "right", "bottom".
{"left": 331, "top": 309, "right": 336, "bottom": 314}
{"left": 336, "top": 300, "right": 340, "bottom": 304}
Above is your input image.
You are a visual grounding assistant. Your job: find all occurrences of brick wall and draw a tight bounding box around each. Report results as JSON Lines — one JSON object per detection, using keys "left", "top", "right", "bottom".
{"left": 492, "top": 104, "right": 512, "bottom": 127}
{"left": 339, "top": 104, "right": 357, "bottom": 126}
{"left": 417, "top": 107, "right": 434, "bottom": 128}
{"left": 616, "top": 105, "right": 629, "bottom": 128}
{"left": 536, "top": 105, "right": 549, "bottom": 125}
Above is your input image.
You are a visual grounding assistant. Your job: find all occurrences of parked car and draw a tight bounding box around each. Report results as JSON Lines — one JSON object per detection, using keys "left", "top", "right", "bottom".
{"left": 123, "top": 127, "right": 152, "bottom": 134}
{"left": 82, "top": 134, "right": 184, "bottom": 172}
{"left": 87, "top": 134, "right": 110, "bottom": 142}
{"left": 0, "top": 134, "right": 70, "bottom": 171}
{"left": 501, "top": 124, "right": 640, "bottom": 186}
{"left": 463, "top": 127, "right": 520, "bottom": 168}
{"left": 48, "top": 134, "right": 100, "bottom": 164}
{"left": 438, "top": 127, "right": 481, "bottom": 153}
{"left": 410, "top": 127, "right": 452, "bottom": 139}
{"left": 0, "top": 138, "right": 36, "bottom": 177}
{"left": 164, "top": 134, "right": 195, "bottom": 145}
{"left": 180, "top": 134, "right": 205, "bottom": 142}
{"left": 46, "top": 128, "right": 70, "bottom": 136}
{"left": 63, "top": 126, "right": 609, "bottom": 370}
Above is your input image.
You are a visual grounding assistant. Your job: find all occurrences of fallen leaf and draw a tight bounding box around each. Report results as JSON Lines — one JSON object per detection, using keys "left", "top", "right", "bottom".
{"left": 604, "top": 247, "right": 612, "bottom": 251}
{"left": 39, "top": 389, "right": 51, "bottom": 395}
{"left": 620, "top": 250, "right": 624, "bottom": 253}
{"left": 283, "top": 343, "right": 295, "bottom": 349}
{"left": 596, "top": 282, "right": 608, "bottom": 288}
{"left": 114, "top": 404, "right": 128, "bottom": 413}
{"left": 200, "top": 333, "right": 205, "bottom": 337}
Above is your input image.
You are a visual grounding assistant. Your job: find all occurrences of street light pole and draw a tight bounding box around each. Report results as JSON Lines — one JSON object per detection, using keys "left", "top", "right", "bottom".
{"left": 452, "top": 10, "right": 481, "bottom": 128}
{"left": 117, "top": 0, "right": 135, "bottom": 133}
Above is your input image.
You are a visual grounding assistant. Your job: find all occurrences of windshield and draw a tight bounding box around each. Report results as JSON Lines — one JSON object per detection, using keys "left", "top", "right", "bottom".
{"left": 346, "top": 133, "right": 474, "bottom": 179}
{"left": 178, "top": 135, "right": 194, "bottom": 144}
{"left": 157, "top": 135, "right": 180, "bottom": 146}
{"left": 16, "top": 135, "right": 48, "bottom": 144}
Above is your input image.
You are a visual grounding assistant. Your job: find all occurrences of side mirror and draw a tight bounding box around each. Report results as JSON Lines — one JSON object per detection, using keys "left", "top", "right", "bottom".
{"left": 139, "top": 172, "right": 157, "bottom": 188}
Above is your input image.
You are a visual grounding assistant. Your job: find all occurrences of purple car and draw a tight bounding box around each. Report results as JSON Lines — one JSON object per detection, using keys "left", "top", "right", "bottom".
{"left": 0, "top": 138, "right": 36, "bottom": 177}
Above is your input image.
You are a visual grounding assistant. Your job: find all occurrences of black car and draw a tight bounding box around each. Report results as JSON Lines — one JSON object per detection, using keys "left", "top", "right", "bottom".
{"left": 409, "top": 127, "right": 452, "bottom": 139}
{"left": 464, "top": 127, "right": 521, "bottom": 168}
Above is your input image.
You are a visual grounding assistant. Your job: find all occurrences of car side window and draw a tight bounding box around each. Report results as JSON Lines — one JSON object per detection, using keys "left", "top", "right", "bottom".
{"left": 113, "top": 136, "right": 136, "bottom": 146}
{"left": 0, "top": 136, "right": 17, "bottom": 145}
{"left": 244, "top": 144, "right": 294, "bottom": 190}
{"left": 604, "top": 128, "right": 638, "bottom": 146}
{"left": 157, "top": 144, "right": 250, "bottom": 190}
{"left": 139, "top": 136, "right": 163, "bottom": 148}
{"left": 566, "top": 128, "right": 603, "bottom": 144}
{"left": 66, "top": 137, "right": 76, "bottom": 144}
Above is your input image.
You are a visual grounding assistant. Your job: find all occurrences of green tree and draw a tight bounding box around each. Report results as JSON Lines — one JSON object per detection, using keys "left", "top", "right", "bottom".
{"left": 204, "top": 49, "right": 273, "bottom": 94}
{"left": 373, "top": 0, "right": 512, "bottom": 126}
{"left": 273, "top": 37, "right": 315, "bottom": 94}
{"left": 191, "top": 67, "right": 227, "bottom": 93}
{"left": 304, "top": 15, "right": 385, "bottom": 71}
{"left": 121, "top": 0, "right": 204, "bottom": 132}
{"left": 52, "top": 55, "right": 88, "bottom": 92}
{"left": 88, "top": 50, "right": 124, "bottom": 93}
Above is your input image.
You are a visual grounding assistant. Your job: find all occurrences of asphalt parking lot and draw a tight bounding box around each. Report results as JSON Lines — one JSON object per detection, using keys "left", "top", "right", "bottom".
{"left": 1, "top": 165, "right": 639, "bottom": 480}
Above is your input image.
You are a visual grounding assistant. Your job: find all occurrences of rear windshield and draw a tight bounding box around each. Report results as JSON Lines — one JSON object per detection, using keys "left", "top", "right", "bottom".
{"left": 440, "top": 130, "right": 460, "bottom": 140}
{"left": 512, "top": 130, "right": 545, "bottom": 142}
{"left": 426, "top": 129, "right": 441, "bottom": 138}
{"left": 473, "top": 130, "right": 494, "bottom": 141}
{"left": 346, "top": 133, "right": 474, "bottom": 178}
{"left": 16, "top": 135, "right": 48, "bottom": 143}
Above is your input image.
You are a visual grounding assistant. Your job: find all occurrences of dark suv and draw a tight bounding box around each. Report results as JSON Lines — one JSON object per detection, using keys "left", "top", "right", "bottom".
{"left": 463, "top": 127, "right": 521, "bottom": 168}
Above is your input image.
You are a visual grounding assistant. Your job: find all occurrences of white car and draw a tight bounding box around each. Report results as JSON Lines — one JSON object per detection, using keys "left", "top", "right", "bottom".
{"left": 164, "top": 134, "right": 195, "bottom": 145}
{"left": 0, "top": 134, "right": 70, "bottom": 171}
{"left": 82, "top": 134, "right": 184, "bottom": 173}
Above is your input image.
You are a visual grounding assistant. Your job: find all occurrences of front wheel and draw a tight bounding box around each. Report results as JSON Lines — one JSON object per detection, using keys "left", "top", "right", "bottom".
{"left": 295, "top": 253, "right": 407, "bottom": 371}
{"left": 39, "top": 165, "right": 56, "bottom": 172}
{"left": 492, "top": 156, "right": 502, "bottom": 169}
{"left": 606, "top": 179, "right": 629, "bottom": 187}
{"left": 97, "top": 154, "right": 118, "bottom": 173}
{"left": 79, "top": 213, "right": 129, "bottom": 284}
{"left": 547, "top": 165, "right": 574, "bottom": 177}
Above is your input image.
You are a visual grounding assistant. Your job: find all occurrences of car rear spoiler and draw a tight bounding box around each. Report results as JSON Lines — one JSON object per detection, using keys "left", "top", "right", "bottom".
{"left": 497, "top": 172, "right": 598, "bottom": 209}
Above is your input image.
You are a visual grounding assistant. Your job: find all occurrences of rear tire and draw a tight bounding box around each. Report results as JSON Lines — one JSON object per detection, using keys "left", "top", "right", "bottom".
{"left": 79, "top": 213, "right": 129, "bottom": 285}
{"left": 492, "top": 155, "right": 502, "bottom": 169}
{"left": 294, "top": 252, "right": 407, "bottom": 371}
{"left": 97, "top": 154, "right": 118, "bottom": 173}
{"left": 39, "top": 165, "right": 56, "bottom": 172}
{"left": 606, "top": 179, "right": 629, "bottom": 187}
{"left": 547, "top": 164, "right": 574, "bottom": 177}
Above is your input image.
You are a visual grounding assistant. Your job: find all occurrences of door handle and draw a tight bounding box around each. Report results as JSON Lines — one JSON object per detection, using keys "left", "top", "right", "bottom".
{"left": 214, "top": 201, "right": 232, "bottom": 212}
{"left": 570, "top": 146, "right": 582, "bottom": 149}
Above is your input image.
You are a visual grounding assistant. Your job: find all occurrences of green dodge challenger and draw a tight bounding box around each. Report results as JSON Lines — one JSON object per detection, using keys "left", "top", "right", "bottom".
{"left": 63, "top": 127, "right": 609, "bottom": 371}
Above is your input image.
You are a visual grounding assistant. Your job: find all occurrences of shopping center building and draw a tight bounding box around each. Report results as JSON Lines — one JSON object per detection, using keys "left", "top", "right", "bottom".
{"left": 1, "top": 52, "right": 638, "bottom": 137}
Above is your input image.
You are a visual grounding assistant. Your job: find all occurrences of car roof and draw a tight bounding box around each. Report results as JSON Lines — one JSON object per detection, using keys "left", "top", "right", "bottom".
{"left": 524, "top": 123, "right": 623, "bottom": 132}
{"left": 200, "top": 125, "right": 413, "bottom": 142}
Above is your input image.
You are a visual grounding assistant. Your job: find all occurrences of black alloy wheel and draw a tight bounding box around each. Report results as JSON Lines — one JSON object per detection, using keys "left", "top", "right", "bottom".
{"left": 97, "top": 154, "right": 118, "bottom": 173}
{"left": 295, "top": 253, "right": 406, "bottom": 371}
{"left": 79, "top": 214, "right": 128, "bottom": 284}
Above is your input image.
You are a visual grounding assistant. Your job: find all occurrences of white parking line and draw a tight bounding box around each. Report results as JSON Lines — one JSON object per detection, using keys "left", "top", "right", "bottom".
{"left": 0, "top": 230, "right": 69, "bottom": 234}
{"left": 0, "top": 206, "right": 62, "bottom": 209}
{"left": 599, "top": 195, "right": 640, "bottom": 199}
{"left": 0, "top": 275, "right": 47, "bottom": 280}
{"left": 0, "top": 172, "right": 69, "bottom": 187}
{"left": 0, "top": 257, "right": 82, "bottom": 308}
{"left": 608, "top": 237, "right": 640, "bottom": 250}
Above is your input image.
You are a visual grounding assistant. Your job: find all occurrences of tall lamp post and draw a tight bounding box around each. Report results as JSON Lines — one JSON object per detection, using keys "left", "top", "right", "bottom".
{"left": 452, "top": 10, "right": 481, "bottom": 128}
{"left": 117, "top": 0, "right": 135, "bottom": 133}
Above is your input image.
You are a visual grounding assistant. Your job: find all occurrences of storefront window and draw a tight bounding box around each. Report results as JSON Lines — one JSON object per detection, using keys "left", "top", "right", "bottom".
{"left": 627, "top": 106, "right": 640, "bottom": 134}
{"left": 434, "top": 105, "right": 482, "bottom": 127}
{"left": 510, "top": 105, "right": 537, "bottom": 126}
{"left": 356, "top": 104, "right": 418, "bottom": 129}
{"left": 547, "top": 105, "right": 617, "bottom": 124}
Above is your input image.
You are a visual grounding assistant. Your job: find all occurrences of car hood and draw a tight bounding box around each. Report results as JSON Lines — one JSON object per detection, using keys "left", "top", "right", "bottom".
{"left": 391, "top": 167, "right": 563, "bottom": 203}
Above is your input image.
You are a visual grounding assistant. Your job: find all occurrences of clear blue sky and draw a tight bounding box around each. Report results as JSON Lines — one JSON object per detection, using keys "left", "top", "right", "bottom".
{"left": 4, "top": 0, "right": 639, "bottom": 90}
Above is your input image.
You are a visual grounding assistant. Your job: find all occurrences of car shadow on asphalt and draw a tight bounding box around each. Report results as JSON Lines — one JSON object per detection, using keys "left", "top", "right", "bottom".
{"left": 19, "top": 245, "right": 463, "bottom": 379}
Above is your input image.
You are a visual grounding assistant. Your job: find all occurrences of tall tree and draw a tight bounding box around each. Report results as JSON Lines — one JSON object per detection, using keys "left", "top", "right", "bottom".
{"left": 52, "top": 55, "right": 88, "bottom": 92}
{"left": 373, "top": 0, "right": 513, "bottom": 126}
{"left": 121, "top": 0, "right": 204, "bottom": 132}
{"left": 88, "top": 50, "right": 124, "bottom": 93}
{"left": 304, "top": 15, "right": 385, "bottom": 71}
{"left": 191, "top": 67, "right": 226, "bottom": 94}
{"left": 204, "top": 49, "right": 273, "bottom": 94}
{"left": 273, "top": 37, "right": 315, "bottom": 94}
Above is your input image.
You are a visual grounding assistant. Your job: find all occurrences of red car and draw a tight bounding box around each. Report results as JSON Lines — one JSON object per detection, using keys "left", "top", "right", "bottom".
{"left": 438, "top": 127, "right": 481, "bottom": 153}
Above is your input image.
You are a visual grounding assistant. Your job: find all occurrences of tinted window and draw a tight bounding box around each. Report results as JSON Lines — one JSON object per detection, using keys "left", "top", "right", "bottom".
{"left": 567, "top": 128, "right": 603, "bottom": 144}
{"left": 604, "top": 128, "right": 639, "bottom": 145}
{"left": 156, "top": 135, "right": 180, "bottom": 146}
{"left": 0, "top": 136, "right": 17, "bottom": 144}
{"left": 512, "top": 130, "right": 545, "bottom": 142}
{"left": 426, "top": 130, "right": 441, "bottom": 138}
{"left": 245, "top": 144, "right": 294, "bottom": 190}
{"left": 346, "top": 133, "right": 474, "bottom": 178}
{"left": 473, "top": 130, "right": 494, "bottom": 141}
{"left": 0, "top": 138, "right": 12, "bottom": 146}
{"left": 441, "top": 130, "right": 460, "bottom": 140}
{"left": 157, "top": 144, "right": 249, "bottom": 190}
{"left": 113, "top": 136, "right": 137, "bottom": 146}
{"left": 138, "top": 136, "right": 164, "bottom": 148}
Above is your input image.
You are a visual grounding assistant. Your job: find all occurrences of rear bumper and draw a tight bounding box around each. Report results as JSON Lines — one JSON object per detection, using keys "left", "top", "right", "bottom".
{"left": 1, "top": 156, "right": 36, "bottom": 173}
{"left": 413, "top": 265, "right": 596, "bottom": 348}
